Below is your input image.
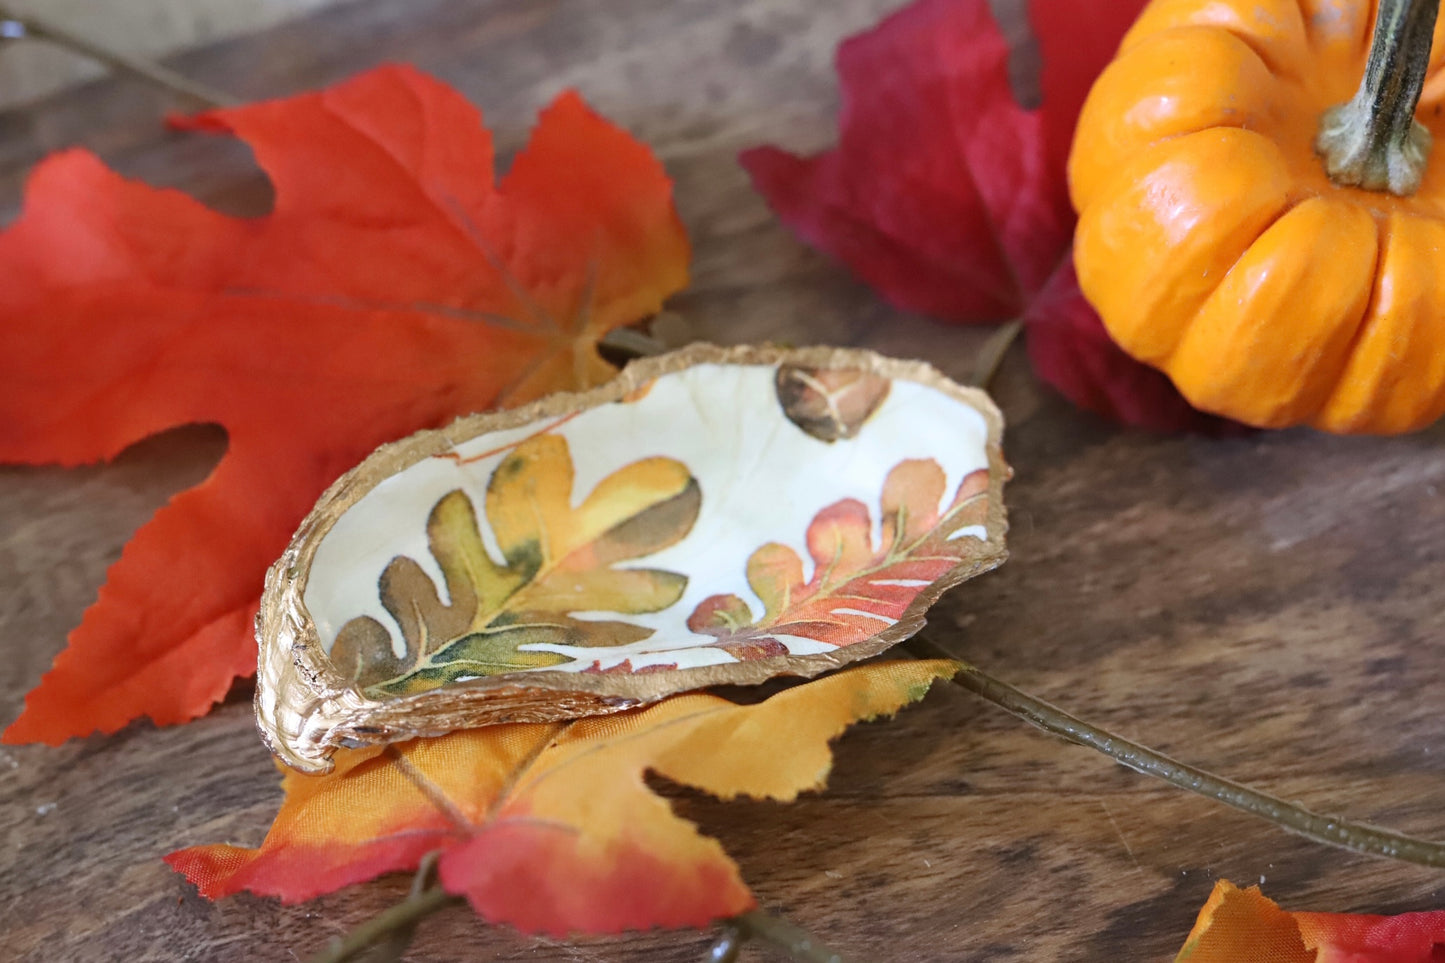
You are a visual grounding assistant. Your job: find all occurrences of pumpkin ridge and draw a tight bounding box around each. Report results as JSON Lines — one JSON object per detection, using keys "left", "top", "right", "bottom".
{"left": 1321, "top": 210, "right": 1392, "bottom": 408}
{"left": 1301, "top": 202, "right": 1385, "bottom": 420}
{"left": 1170, "top": 196, "right": 1377, "bottom": 424}
{"left": 1167, "top": 195, "right": 1299, "bottom": 371}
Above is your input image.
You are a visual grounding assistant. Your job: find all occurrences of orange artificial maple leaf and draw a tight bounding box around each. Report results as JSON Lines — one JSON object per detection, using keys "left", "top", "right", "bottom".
{"left": 1176, "top": 880, "right": 1445, "bottom": 962}
{"left": 0, "top": 65, "right": 689, "bottom": 744}
{"left": 165, "top": 659, "right": 958, "bottom": 934}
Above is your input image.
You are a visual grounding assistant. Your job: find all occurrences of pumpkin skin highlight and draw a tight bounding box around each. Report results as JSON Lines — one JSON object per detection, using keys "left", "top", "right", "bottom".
{"left": 1070, "top": 0, "right": 1445, "bottom": 433}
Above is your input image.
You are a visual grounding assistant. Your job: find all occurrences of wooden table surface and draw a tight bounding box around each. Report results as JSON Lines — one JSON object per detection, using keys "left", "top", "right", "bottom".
{"left": 4, "top": 1, "right": 1445, "bottom": 960}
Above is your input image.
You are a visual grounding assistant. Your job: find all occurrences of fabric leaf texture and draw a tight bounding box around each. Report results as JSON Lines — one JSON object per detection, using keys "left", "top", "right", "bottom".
{"left": 165, "top": 659, "right": 958, "bottom": 935}
{"left": 1176, "top": 879, "right": 1445, "bottom": 962}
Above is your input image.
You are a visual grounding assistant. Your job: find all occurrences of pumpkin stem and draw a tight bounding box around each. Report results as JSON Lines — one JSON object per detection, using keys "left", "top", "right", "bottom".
{"left": 1316, "top": 0, "right": 1440, "bottom": 195}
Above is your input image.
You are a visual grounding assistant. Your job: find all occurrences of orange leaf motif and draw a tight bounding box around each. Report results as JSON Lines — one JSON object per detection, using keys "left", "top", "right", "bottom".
{"left": 0, "top": 65, "right": 688, "bottom": 744}
{"left": 1177, "top": 880, "right": 1445, "bottom": 962}
{"left": 165, "top": 659, "right": 958, "bottom": 934}
{"left": 687, "top": 459, "right": 991, "bottom": 657}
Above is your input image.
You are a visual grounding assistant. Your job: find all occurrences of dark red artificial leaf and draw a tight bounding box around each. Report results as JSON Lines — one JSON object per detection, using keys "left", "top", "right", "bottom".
{"left": 741, "top": 0, "right": 1238, "bottom": 433}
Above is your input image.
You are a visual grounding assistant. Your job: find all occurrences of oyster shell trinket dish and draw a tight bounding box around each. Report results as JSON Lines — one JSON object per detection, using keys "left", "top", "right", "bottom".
{"left": 257, "top": 344, "right": 1009, "bottom": 771}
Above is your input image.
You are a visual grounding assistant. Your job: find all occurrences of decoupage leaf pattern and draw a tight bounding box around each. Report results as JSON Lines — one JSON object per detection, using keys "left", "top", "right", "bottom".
{"left": 332, "top": 433, "right": 700, "bottom": 696}
{"left": 258, "top": 348, "right": 1006, "bottom": 771}
{"left": 688, "top": 458, "right": 989, "bottom": 653}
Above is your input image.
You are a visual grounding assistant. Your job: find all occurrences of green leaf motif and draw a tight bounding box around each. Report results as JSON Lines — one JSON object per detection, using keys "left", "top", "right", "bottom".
{"left": 333, "top": 434, "right": 700, "bottom": 697}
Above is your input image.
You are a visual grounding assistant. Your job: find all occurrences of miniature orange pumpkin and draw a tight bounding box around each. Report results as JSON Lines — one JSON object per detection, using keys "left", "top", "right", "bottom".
{"left": 1070, "top": 0, "right": 1445, "bottom": 433}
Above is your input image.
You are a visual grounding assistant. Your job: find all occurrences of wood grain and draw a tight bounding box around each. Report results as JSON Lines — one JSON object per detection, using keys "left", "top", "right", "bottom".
{"left": 0, "top": 0, "right": 361, "bottom": 111}
{"left": 3, "top": 1, "right": 1445, "bottom": 960}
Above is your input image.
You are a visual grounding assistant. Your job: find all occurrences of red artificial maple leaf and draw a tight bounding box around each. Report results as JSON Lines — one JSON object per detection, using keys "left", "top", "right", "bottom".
{"left": 740, "top": 0, "right": 1238, "bottom": 434}
{"left": 0, "top": 65, "right": 689, "bottom": 744}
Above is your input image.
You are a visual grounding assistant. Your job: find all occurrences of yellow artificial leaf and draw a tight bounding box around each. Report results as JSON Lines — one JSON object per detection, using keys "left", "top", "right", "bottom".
{"left": 167, "top": 659, "right": 958, "bottom": 935}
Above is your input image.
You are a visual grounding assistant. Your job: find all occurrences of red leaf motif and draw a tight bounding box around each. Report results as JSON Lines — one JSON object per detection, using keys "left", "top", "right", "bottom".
{"left": 689, "top": 460, "right": 989, "bottom": 649}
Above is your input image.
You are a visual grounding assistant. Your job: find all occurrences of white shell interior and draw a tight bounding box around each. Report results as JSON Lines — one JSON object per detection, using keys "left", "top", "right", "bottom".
{"left": 304, "top": 362, "right": 990, "bottom": 677}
